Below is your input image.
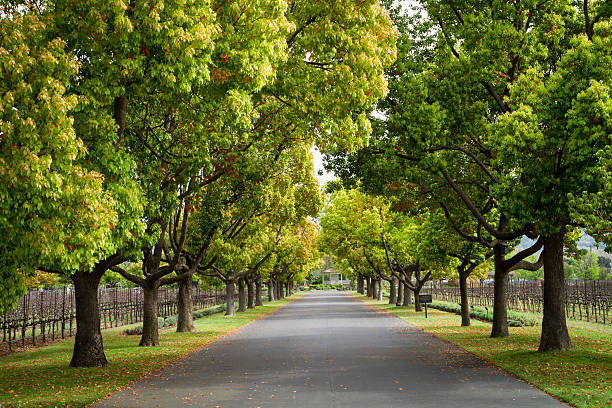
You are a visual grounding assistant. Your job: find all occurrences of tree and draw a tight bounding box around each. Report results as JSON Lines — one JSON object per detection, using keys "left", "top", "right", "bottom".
{"left": 325, "top": 0, "right": 611, "bottom": 351}
{"left": 1, "top": 0, "right": 397, "bottom": 362}
{"left": 0, "top": 9, "right": 118, "bottom": 315}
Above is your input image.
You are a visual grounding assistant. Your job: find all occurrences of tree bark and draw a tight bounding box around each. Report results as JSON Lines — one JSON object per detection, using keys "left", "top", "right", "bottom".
{"left": 70, "top": 269, "right": 107, "bottom": 367}
{"left": 539, "top": 231, "right": 572, "bottom": 351}
{"left": 389, "top": 279, "right": 397, "bottom": 304}
{"left": 403, "top": 277, "right": 412, "bottom": 306}
{"left": 177, "top": 274, "right": 196, "bottom": 332}
{"left": 225, "top": 281, "right": 236, "bottom": 316}
{"left": 377, "top": 278, "right": 383, "bottom": 301}
{"left": 396, "top": 280, "right": 403, "bottom": 306}
{"left": 366, "top": 276, "right": 373, "bottom": 297}
{"left": 459, "top": 271, "right": 470, "bottom": 327}
{"left": 238, "top": 278, "right": 247, "bottom": 312}
{"left": 413, "top": 287, "right": 422, "bottom": 312}
{"left": 357, "top": 275, "right": 364, "bottom": 294}
{"left": 269, "top": 280, "right": 276, "bottom": 301}
{"left": 491, "top": 246, "right": 509, "bottom": 338}
{"left": 247, "top": 277, "right": 255, "bottom": 309}
{"left": 140, "top": 282, "right": 160, "bottom": 346}
{"left": 255, "top": 277, "right": 263, "bottom": 306}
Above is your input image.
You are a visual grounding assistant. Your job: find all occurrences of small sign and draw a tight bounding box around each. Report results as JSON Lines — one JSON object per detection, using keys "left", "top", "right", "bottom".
{"left": 418, "top": 294, "right": 432, "bottom": 304}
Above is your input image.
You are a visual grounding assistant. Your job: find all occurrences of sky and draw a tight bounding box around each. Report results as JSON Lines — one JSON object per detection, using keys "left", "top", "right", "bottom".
{"left": 311, "top": 145, "right": 335, "bottom": 188}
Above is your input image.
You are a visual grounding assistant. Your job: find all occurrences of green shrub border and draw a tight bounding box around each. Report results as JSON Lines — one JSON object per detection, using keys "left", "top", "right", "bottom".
{"left": 124, "top": 304, "right": 226, "bottom": 335}
{"left": 428, "top": 301, "right": 537, "bottom": 327}
{"left": 309, "top": 283, "right": 345, "bottom": 291}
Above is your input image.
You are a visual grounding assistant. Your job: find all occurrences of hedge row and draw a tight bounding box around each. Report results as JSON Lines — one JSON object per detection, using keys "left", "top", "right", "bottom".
{"left": 123, "top": 304, "right": 226, "bottom": 335}
{"left": 309, "top": 284, "right": 345, "bottom": 291}
{"left": 427, "top": 301, "right": 537, "bottom": 327}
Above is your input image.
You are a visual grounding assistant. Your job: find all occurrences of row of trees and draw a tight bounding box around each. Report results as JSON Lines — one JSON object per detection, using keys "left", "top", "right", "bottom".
{"left": 0, "top": 0, "right": 398, "bottom": 366}
{"left": 323, "top": 0, "right": 611, "bottom": 352}
{"left": 319, "top": 189, "right": 491, "bottom": 326}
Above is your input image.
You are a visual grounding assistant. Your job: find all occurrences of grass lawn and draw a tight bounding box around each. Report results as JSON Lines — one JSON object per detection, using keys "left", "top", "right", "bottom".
{"left": 0, "top": 294, "right": 302, "bottom": 408}
{"left": 352, "top": 292, "right": 612, "bottom": 408}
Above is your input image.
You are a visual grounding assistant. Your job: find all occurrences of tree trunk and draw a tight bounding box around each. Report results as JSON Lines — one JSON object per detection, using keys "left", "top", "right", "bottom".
{"left": 247, "top": 278, "right": 255, "bottom": 309}
{"left": 140, "top": 282, "right": 160, "bottom": 346}
{"left": 491, "top": 246, "right": 509, "bottom": 338}
{"left": 459, "top": 271, "right": 470, "bottom": 327}
{"left": 285, "top": 281, "right": 290, "bottom": 297}
{"left": 539, "top": 231, "right": 572, "bottom": 352}
{"left": 371, "top": 278, "right": 377, "bottom": 299}
{"left": 268, "top": 280, "right": 275, "bottom": 301}
{"left": 225, "top": 281, "right": 236, "bottom": 316}
{"left": 177, "top": 274, "right": 196, "bottom": 332}
{"left": 396, "top": 280, "right": 403, "bottom": 306}
{"left": 255, "top": 277, "right": 263, "bottom": 306}
{"left": 403, "top": 279, "right": 411, "bottom": 306}
{"left": 389, "top": 279, "right": 397, "bottom": 304}
{"left": 377, "top": 278, "right": 383, "bottom": 301}
{"left": 366, "top": 276, "right": 373, "bottom": 297}
{"left": 70, "top": 269, "right": 107, "bottom": 367}
{"left": 238, "top": 278, "right": 247, "bottom": 312}
{"left": 413, "top": 287, "right": 422, "bottom": 312}
{"left": 357, "top": 275, "right": 364, "bottom": 294}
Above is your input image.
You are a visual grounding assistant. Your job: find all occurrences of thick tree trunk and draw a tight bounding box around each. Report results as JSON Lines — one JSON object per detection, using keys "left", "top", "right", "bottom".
{"left": 403, "top": 279, "right": 411, "bottom": 306}
{"left": 357, "top": 275, "right": 364, "bottom": 294}
{"left": 491, "top": 246, "right": 509, "bottom": 338}
{"left": 539, "top": 232, "right": 572, "bottom": 351}
{"left": 285, "top": 281, "right": 290, "bottom": 297}
{"left": 177, "top": 274, "right": 196, "bottom": 332}
{"left": 238, "top": 278, "right": 247, "bottom": 312}
{"left": 377, "top": 278, "right": 383, "bottom": 301}
{"left": 140, "top": 283, "right": 160, "bottom": 346}
{"left": 370, "top": 278, "right": 377, "bottom": 299}
{"left": 367, "top": 276, "right": 373, "bottom": 297}
{"left": 247, "top": 278, "right": 255, "bottom": 309}
{"left": 70, "top": 269, "right": 107, "bottom": 367}
{"left": 255, "top": 277, "right": 263, "bottom": 306}
{"left": 268, "top": 280, "right": 275, "bottom": 301}
{"left": 225, "top": 281, "right": 236, "bottom": 316}
{"left": 388, "top": 279, "right": 397, "bottom": 304}
{"left": 459, "top": 272, "right": 470, "bottom": 327}
{"left": 396, "top": 280, "right": 403, "bottom": 306}
{"left": 413, "top": 287, "right": 422, "bottom": 312}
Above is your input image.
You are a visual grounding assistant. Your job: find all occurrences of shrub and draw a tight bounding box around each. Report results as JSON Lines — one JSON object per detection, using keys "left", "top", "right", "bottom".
{"left": 310, "top": 283, "right": 345, "bottom": 291}
{"left": 123, "top": 304, "right": 227, "bottom": 335}
{"left": 426, "top": 301, "right": 536, "bottom": 327}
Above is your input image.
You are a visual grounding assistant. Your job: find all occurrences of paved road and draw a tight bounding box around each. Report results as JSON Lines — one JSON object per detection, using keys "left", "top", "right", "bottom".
{"left": 94, "top": 291, "right": 566, "bottom": 408}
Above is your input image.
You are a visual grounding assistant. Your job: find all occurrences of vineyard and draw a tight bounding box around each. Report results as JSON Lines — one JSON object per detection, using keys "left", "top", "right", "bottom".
{"left": 429, "top": 280, "right": 612, "bottom": 325}
{"left": 0, "top": 286, "right": 227, "bottom": 354}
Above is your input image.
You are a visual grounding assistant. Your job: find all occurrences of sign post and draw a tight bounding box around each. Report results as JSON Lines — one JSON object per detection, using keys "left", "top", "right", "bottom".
{"left": 418, "top": 294, "right": 432, "bottom": 318}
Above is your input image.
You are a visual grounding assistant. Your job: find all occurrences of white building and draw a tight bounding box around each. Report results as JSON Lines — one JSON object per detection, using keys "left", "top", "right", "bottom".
{"left": 320, "top": 267, "right": 350, "bottom": 285}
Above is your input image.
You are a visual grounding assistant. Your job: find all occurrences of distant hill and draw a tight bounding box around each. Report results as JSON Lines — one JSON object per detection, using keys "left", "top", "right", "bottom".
{"left": 518, "top": 233, "right": 610, "bottom": 261}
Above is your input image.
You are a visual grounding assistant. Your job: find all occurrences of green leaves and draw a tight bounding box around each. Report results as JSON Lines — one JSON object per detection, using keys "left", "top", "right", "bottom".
{"left": 0, "top": 13, "right": 121, "bottom": 311}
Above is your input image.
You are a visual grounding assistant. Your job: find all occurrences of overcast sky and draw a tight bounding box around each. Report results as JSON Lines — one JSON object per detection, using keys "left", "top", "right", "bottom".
{"left": 311, "top": 145, "right": 336, "bottom": 188}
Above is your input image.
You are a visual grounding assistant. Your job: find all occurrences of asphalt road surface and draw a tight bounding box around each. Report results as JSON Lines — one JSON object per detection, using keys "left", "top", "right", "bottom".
{"left": 93, "top": 291, "right": 566, "bottom": 408}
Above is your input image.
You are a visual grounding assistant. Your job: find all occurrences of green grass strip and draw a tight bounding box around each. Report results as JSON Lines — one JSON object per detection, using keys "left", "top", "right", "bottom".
{"left": 352, "top": 292, "right": 612, "bottom": 408}
{"left": 0, "top": 294, "right": 302, "bottom": 408}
